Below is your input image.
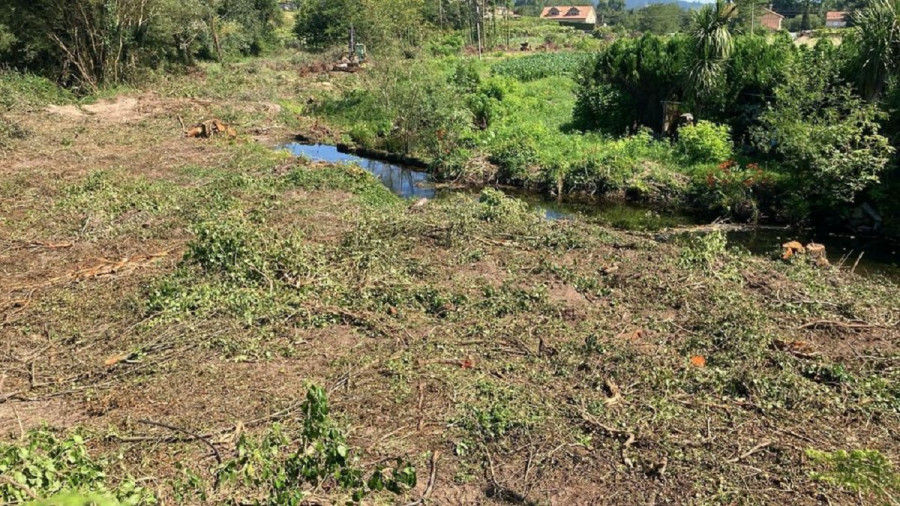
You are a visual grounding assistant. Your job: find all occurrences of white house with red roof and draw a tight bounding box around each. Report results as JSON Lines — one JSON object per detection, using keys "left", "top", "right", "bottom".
{"left": 540, "top": 5, "right": 598, "bottom": 25}
{"left": 825, "top": 11, "right": 849, "bottom": 27}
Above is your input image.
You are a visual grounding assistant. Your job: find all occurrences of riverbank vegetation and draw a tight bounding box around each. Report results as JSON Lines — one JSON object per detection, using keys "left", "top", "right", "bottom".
{"left": 305, "top": 3, "right": 899, "bottom": 236}
{"left": 1, "top": 1, "right": 898, "bottom": 504}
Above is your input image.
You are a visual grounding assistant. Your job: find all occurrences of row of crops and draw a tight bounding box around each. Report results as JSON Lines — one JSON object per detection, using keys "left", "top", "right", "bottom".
{"left": 491, "top": 52, "right": 594, "bottom": 82}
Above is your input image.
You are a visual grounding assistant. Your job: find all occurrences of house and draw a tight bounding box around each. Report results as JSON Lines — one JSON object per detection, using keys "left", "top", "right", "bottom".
{"left": 759, "top": 7, "right": 784, "bottom": 31}
{"left": 825, "top": 11, "right": 849, "bottom": 27}
{"left": 540, "top": 6, "right": 598, "bottom": 26}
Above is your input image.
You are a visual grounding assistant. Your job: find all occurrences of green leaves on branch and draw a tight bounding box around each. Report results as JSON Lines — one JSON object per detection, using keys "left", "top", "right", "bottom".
{"left": 220, "top": 385, "right": 417, "bottom": 504}
{"left": 0, "top": 430, "right": 154, "bottom": 505}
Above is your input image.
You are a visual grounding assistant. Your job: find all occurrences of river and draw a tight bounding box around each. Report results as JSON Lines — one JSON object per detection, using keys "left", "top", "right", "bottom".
{"left": 281, "top": 142, "right": 899, "bottom": 281}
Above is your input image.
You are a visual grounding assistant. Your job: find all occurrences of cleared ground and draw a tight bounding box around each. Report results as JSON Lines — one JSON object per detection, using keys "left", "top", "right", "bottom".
{"left": 0, "top": 59, "right": 898, "bottom": 504}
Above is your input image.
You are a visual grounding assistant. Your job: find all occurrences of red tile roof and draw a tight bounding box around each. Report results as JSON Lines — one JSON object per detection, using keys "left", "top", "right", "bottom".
{"left": 540, "top": 6, "right": 595, "bottom": 21}
{"left": 826, "top": 11, "right": 848, "bottom": 21}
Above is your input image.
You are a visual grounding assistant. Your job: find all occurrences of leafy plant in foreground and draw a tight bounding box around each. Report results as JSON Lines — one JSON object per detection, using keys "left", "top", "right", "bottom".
{"left": 220, "top": 385, "right": 416, "bottom": 504}
{"left": 0, "top": 429, "right": 154, "bottom": 504}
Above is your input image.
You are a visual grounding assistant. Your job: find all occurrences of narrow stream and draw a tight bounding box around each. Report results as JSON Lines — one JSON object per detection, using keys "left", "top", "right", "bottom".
{"left": 281, "top": 142, "right": 899, "bottom": 281}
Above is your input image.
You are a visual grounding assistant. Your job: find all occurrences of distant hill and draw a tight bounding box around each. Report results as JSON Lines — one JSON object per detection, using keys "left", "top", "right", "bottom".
{"left": 624, "top": 0, "right": 709, "bottom": 10}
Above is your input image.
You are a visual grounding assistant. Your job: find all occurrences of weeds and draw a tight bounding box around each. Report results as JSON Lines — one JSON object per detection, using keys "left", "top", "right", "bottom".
{"left": 220, "top": 385, "right": 416, "bottom": 504}
{"left": 807, "top": 449, "right": 900, "bottom": 500}
{"left": 679, "top": 230, "right": 729, "bottom": 270}
{"left": 0, "top": 430, "right": 154, "bottom": 504}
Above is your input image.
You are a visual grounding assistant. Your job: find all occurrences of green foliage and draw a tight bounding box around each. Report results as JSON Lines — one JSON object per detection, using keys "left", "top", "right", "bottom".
{"left": 492, "top": 52, "right": 593, "bottom": 82}
{"left": 685, "top": 0, "right": 737, "bottom": 102}
{"left": 572, "top": 81, "right": 635, "bottom": 134}
{"left": 753, "top": 46, "right": 895, "bottom": 206}
{"left": 478, "top": 188, "right": 531, "bottom": 223}
{"left": 0, "top": 0, "right": 284, "bottom": 88}
{"left": 285, "top": 163, "right": 399, "bottom": 207}
{"left": 427, "top": 33, "right": 464, "bottom": 57}
{"left": 679, "top": 230, "right": 728, "bottom": 270}
{"left": 675, "top": 120, "right": 733, "bottom": 163}
{"left": 633, "top": 3, "right": 688, "bottom": 34}
{"left": 694, "top": 161, "right": 772, "bottom": 221}
{"left": 807, "top": 449, "right": 900, "bottom": 499}
{"left": 580, "top": 35, "right": 688, "bottom": 129}
{"left": 319, "top": 59, "right": 473, "bottom": 157}
{"left": 852, "top": 0, "right": 900, "bottom": 100}
{"left": 220, "top": 385, "right": 416, "bottom": 504}
{"left": 27, "top": 493, "right": 121, "bottom": 505}
{"left": 451, "top": 59, "right": 483, "bottom": 92}
{"left": 0, "top": 429, "right": 154, "bottom": 504}
{"left": 293, "top": 0, "right": 359, "bottom": 48}
{"left": 0, "top": 71, "right": 73, "bottom": 111}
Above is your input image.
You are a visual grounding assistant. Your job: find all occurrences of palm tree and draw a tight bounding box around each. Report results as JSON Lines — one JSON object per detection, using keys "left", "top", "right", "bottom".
{"left": 854, "top": 0, "right": 900, "bottom": 101}
{"left": 686, "top": 0, "right": 737, "bottom": 104}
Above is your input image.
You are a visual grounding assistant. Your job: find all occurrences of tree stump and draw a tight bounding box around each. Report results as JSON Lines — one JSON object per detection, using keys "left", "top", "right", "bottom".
{"left": 806, "top": 243, "right": 828, "bottom": 266}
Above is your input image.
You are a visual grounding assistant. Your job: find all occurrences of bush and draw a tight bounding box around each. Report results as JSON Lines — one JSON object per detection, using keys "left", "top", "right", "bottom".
{"left": 572, "top": 82, "right": 635, "bottom": 134}
{"left": 451, "top": 59, "right": 483, "bottom": 93}
{"left": 428, "top": 33, "right": 465, "bottom": 57}
{"left": 675, "top": 121, "right": 734, "bottom": 163}
{"left": 752, "top": 45, "right": 894, "bottom": 206}
{"left": 693, "top": 161, "right": 775, "bottom": 222}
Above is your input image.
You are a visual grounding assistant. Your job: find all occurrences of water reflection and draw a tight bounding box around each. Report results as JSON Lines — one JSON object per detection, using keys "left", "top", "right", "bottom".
{"left": 280, "top": 143, "right": 435, "bottom": 199}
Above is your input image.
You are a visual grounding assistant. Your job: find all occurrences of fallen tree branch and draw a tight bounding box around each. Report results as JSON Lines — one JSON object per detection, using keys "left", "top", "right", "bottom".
{"left": 727, "top": 440, "right": 771, "bottom": 463}
{"left": 404, "top": 450, "right": 440, "bottom": 506}
{"left": 799, "top": 320, "right": 878, "bottom": 330}
{"left": 0, "top": 474, "right": 38, "bottom": 500}
{"left": 137, "top": 418, "right": 223, "bottom": 489}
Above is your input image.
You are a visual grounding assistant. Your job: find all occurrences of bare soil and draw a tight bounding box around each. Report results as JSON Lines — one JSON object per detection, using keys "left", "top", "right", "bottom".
{"left": 1, "top": 61, "right": 898, "bottom": 505}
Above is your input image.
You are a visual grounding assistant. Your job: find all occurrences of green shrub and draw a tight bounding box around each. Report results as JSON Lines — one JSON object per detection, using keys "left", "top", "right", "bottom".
{"left": 675, "top": 120, "right": 734, "bottom": 163}
{"left": 679, "top": 230, "right": 728, "bottom": 270}
{"left": 428, "top": 33, "right": 465, "bottom": 57}
{"left": 692, "top": 161, "right": 774, "bottom": 222}
{"left": 348, "top": 124, "right": 377, "bottom": 149}
{"left": 451, "top": 59, "right": 483, "bottom": 92}
{"left": 0, "top": 71, "right": 73, "bottom": 111}
{"left": 572, "top": 82, "right": 635, "bottom": 134}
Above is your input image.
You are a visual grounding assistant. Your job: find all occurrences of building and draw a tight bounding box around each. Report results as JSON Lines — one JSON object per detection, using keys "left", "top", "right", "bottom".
{"left": 759, "top": 7, "right": 784, "bottom": 31}
{"left": 540, "top": 6, "right": 598, "bottom": 26}
{"left": 825, "top": 11, "right": 849, "bottom": 27}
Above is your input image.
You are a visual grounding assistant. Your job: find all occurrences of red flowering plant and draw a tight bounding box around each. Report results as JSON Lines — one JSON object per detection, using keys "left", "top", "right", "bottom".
{"left": 700, "top": 160, "right": 773, "bottom": 222}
